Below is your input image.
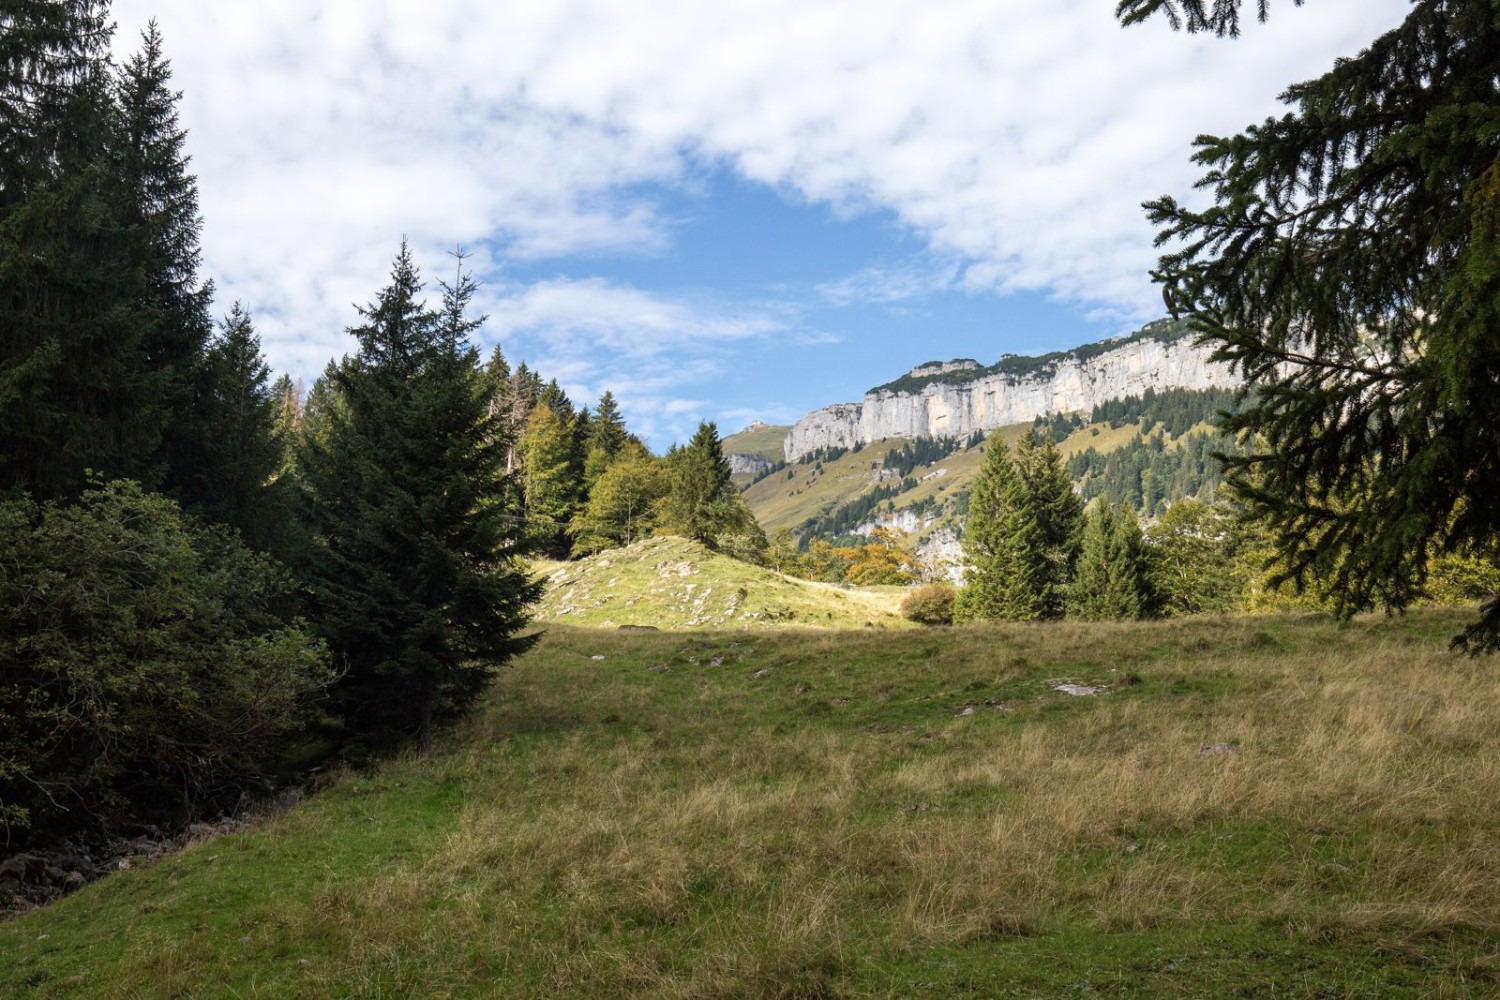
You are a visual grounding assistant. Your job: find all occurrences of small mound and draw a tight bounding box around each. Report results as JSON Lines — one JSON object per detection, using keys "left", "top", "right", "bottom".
{"left": 533, "top": 535, "right": 909, "bottom": 630}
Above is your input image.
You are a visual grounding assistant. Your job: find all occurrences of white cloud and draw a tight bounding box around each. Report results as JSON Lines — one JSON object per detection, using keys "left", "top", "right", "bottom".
{"left": 474, "top": 278, "right": 817, "bottom": 445}
{"left": 109, "top": 0, "right": 1412, "bottom": 426}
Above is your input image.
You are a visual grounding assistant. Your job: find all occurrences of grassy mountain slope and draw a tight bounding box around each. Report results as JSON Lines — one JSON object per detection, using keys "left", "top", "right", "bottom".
{"left": 721, "top": 422, "right": 789, "bottom": 464}
{"left": 742, "top": 416, "right": 1204, "bottom": 550}
{"left": 533, "top": 535, "right": 908, "bottom": 629}
{"left": 4, "top": 609, "right": 1497, "bottom": 997}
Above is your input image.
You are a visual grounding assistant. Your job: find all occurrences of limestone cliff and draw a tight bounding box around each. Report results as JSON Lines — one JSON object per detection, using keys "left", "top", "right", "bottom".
{"left": 784, "top": 319, "right": 1235, "bottom": 461}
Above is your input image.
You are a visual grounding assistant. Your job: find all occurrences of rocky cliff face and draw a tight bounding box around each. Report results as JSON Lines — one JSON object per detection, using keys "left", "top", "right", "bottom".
{"left": 784, "top": 321, "right": 1236, "bottom": 461}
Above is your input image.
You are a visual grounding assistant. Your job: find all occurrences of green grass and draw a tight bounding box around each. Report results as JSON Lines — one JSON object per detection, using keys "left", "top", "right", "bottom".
{"left": 4, "top": 609, "right": 1499, "bottom": 998}
{"left": 532, "top": 535, "right": 910, "bottom": 629}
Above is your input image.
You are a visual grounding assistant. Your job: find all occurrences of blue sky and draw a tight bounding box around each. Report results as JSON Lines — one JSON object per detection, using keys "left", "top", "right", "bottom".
{"left": 109, "top": 0, "right": 1411, "bottom": 449}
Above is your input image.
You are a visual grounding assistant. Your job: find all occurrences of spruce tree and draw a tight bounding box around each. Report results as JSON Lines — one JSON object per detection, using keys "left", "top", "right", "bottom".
{"left": 1014, "top": 435, "right": 1084, "bottom": 617}
{"left": 1124, "top": 0, "right": 1500, "bottom": 650}
{"left": 661, "top": 421, "right": 763, "bottom": 553}
{"left": 518, "top": 403, "right": 580, "bottom": 556}
{"left": 1068, "top": 500, "right": 1150, "bottom": 621}
{"left": 117, "top": 21, "right": 214, "bottom": 492}
{"left": 0, "top": 0, "right": 161, "bottom": 498}
{"left": 296, "top": 245, "right": 539, "bottom": 752}
{"left": 954, "top": 438, "right": 1051, "bottom": 623}
{"left": 583, "top": 389, "right": 629, "bottom": 489}
{"left": 175, "top": 304, "right": 286, "bottom": 552}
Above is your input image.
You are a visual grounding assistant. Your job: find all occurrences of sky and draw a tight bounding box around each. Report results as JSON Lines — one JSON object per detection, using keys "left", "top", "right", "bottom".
{"left": 108, "top": 0, "right": 1411, "bottom": 450}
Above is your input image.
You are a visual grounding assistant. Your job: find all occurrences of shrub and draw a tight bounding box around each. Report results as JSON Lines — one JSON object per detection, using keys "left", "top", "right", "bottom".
{"left": 0, "top": 481, "right": 333, "bottom": 840}
{"left": 902, "top": 583, "right": 958, "bottom": 625}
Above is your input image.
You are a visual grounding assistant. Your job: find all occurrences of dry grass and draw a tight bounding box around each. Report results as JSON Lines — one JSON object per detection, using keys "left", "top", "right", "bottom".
{"left": 4, "top": 611, "right": 1499, "bottom": 997}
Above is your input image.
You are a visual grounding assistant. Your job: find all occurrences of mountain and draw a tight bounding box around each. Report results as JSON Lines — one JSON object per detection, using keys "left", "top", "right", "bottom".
{"left": 732, "top": 321, "right": 1244, "bottom": 572}
{"left": 781, "top": 318, "right": 1236, "bottom": 461}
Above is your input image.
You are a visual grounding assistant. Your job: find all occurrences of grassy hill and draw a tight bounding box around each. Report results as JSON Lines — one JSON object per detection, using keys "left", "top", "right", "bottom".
{"left": 533, "top": 535, "right": 908, "bottom": 629}
{"left": 4, "top": 608, "right": 1497, "bottom": 997}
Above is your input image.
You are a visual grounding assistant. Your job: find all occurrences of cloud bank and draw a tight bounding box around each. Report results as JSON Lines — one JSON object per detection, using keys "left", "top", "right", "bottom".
{"left": 110, "top": 0, "right": 1410, "bottom": 443}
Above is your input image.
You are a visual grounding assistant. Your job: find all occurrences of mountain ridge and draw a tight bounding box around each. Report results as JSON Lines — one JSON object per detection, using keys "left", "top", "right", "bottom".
{"left": 781, "top": 318, "right": 1238, "bottom": 461}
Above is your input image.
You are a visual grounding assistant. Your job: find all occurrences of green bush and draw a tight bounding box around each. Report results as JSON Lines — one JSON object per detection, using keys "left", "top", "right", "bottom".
{"left": 0, "top": 481, "right": 333, "bottom": 840}
{"left": 901, "top": 583, "right": 958, "bottom": 625}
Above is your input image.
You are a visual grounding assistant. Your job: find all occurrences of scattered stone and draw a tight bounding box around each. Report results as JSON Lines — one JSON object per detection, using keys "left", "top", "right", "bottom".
{"left": 647, "top": 663, "right": 670, "bottom": 672}
{"left": 1053, "top": 683, "right": 1108, "bottom": 697}
{"left": 956, "top": 705, "right": 976, "bottom": 717}
{"left": 1125, "top": 843, "right": 1142, "bottom": 854}
{"left": 1198, "top": 742, "right": 1240, "bottom": 756}
{"left": 831, "top": 698, "right": 851, "bottom": 707}
{"left": 794, "top": 683, "right": 811, "bottom": 695}
{"left": 618, "top": 624, "right": 659, "bottom": 632}
{"left": 590, "top": 655, "right": 606, "bottom": 661}
{"left": 752, "top": 668, "right": 772, "bottom": 679}
{"left": 909, "top": 803, "right": 930, "bottom": 813}
{"left": 707, "top": 656, "right": 725, "bottom": 667}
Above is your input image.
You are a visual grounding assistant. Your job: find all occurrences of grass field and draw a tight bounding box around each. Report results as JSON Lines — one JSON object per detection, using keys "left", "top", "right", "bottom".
{"left": 3, "top": 609, "right": 1498, "bottom": 998}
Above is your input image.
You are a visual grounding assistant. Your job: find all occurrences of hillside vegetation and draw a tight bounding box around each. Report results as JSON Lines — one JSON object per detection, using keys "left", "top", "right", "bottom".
{"left": 3, "top": 609, "right": 1497, "bottom": 997}
{"left": 737, "top": 388, "right": 1239, "bottom": 554}
{"left": 533, "top": 535, "right": 908, "bottom": 629}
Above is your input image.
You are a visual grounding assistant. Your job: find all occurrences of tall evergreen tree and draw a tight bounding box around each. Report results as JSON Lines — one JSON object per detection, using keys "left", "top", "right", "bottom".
{"left": 172, "top": 304, "right": 286, "bottom": 551}
{"left": 1067, "top": 500, "right": 1150, "bottom": 621}
{"left": 518, "top": 403, "right": 580, "bottom": 557}
{"left": 954, "top": 438, "right": 1051, "bottom": 623}
{"left": 1124, "top": 1, "right": 1500, "bottom": 650}
{"left": 660, "top": 421, "right": 763, "bottom": 553}
{"left": 296, "top": 245, "right": 540, "bottom": 752}
{"left": 583, "top": 389, "right": 629, "bottom": 490}
{"left": 1014, "top": 435, "right": 1084, "bottom": 617}
{"left": 0, "top": 1, "right": 162, "bottom": 498}
{"left": 116, "top": 21, "right": 214, "bottom": 491}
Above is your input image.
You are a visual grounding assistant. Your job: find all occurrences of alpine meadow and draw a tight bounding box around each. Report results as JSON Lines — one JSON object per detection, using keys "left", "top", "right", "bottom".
{"left": 2, "top": 1, "right": 1498, "bottom": 997}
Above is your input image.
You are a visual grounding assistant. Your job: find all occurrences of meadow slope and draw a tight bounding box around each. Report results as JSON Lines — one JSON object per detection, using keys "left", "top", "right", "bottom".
{"left": 3, "top": 610, "right": 1498, "bottom": 998}
{"left": 532, "top": 535, "right": 909, "bottom": 630}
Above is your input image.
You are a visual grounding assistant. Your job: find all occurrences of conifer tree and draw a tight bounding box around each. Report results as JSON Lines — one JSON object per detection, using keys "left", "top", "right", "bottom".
{"left": 661, "top": 421, "right": 763, "bottom": 554}
{"left": 173, "top": 304, "right": 286, "bottom": 551}
{"left": 1068, "top": 500, "right": 1150, "bottom": 621}
{"left": 1014, "top": 435, "right": 1084, "bottom": 617}
{"left": 954, "top": 438, "right": 1051, "bottom": 623}
{"left": 117, "top": 21, "right": 214, "bottom": 490}
{"left": 519, "top": 403, "right": 580, "bottom": 556}
{"left": 583, "top": 389, "right": 629, "bottom": 489}
{"left": 296, "top": 245, "right": 539, "bottom": 752}
{"left": 1125, "top": 1, "right": 1500, "bottom": 650}
{"left": 0, "top": 1, "right": 160, "bottom": 498}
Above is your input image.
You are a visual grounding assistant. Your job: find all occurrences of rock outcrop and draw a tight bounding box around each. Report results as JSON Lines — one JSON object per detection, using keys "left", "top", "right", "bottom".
{"left": 784, "top": 319, "right": 1237, "bottom": 461}
{"left": 728, "top": 454, "right": 772, "bottom": 476}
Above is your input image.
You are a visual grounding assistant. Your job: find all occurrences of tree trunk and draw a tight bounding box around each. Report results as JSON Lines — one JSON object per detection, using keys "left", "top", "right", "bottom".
{"left": 417, "top": 687, "right": 434, "bottom": 755}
